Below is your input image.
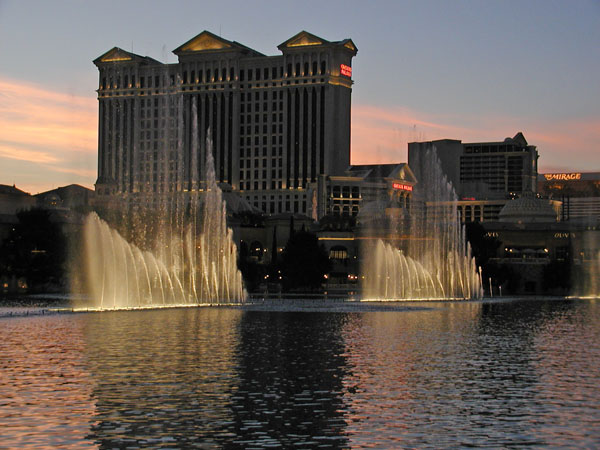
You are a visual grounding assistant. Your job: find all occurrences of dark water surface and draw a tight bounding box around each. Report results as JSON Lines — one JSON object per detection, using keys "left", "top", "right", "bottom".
{"left": 1, "top": 298, "right": 599, "bottom": 448}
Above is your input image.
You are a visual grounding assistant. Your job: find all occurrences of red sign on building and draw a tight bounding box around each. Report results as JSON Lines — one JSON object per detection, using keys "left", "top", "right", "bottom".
{"left": 392, "top": 183, "right": 413, "bottom": 192}
{"left": 340, "top": 64, "right": 352, "bottom": 77}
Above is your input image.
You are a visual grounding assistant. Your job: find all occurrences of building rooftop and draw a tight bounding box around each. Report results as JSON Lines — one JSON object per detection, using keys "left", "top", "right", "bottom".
{"left": 0, "top": 184, "right": 31, "bottom": 196}
{"left": 499, "top": 195, "right": 559, "bottom": 223}
{"left": 347, "top": 163, "right": 415, "bottom": 183}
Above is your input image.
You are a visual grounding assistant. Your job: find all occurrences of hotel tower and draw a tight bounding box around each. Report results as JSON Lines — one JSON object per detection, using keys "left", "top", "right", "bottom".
{"left": 94, "top": 31, "right": 357, "bottom": 214}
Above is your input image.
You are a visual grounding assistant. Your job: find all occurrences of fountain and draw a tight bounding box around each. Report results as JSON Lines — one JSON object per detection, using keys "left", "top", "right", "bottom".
{"left": 361, "top": 146, "right": 482, "bottom": 300}
{"left": 572, "top": 228, "right": 600, "bottom": 298}
{"left": 81, "top": 137, "right": 246, "bottom": 309}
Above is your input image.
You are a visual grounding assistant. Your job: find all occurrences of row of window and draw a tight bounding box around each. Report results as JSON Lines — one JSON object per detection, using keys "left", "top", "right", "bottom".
{"left": 101, "top": 59, "right": 331, "bottom": 90}
{"left": 241, "top": 147, "right": 283, "bottom": 158}
{"left": 240, "top": 124, "right": 284, "bottom": 135}
{"left": 328, "top": 185, "right": 361, "bottom": 199}
{"left": 240, "top": 169, "right": 284, "bottom": 180}
{"left": 240, "top": 158, "right": 282, "bottom": 169}
{"left": 464, "top": 145, "right": 528, "bottom": 154}
{"left": 240, "top": 135, "right": 283, "bottom": 147}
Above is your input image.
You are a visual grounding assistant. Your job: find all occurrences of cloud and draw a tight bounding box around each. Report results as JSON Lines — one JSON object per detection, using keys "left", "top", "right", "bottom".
{"left": 0, "top": 144, "right": 59, "bottom": 164}
{"left": 0, "top": 77, "right": 97, "bottom": 192}
{"left": 1, "top": 77, "right": 597, "bottom": 193}
{"left": 351, "top": 103, "right": 600, "bottom": 173}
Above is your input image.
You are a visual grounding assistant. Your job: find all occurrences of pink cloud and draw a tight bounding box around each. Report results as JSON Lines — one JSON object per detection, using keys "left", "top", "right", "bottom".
{"left": 0, "top": 77, "right": 97, "bottom": 192}
{"left": 0, "top": 144, "right": 59, "bottom": 164}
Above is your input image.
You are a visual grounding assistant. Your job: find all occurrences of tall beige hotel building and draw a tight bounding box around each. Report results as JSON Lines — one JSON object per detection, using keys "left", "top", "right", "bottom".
{"left": 94, "top": 31, "right": 357, "bottom": 215}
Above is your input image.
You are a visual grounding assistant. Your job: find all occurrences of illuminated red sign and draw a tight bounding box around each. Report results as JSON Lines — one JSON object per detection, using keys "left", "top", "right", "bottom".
{"left": 340, "top": 64, "right": 352, "bottom": 77}
{"left": 392, "top": 183, "right": 413, "bottom": 191}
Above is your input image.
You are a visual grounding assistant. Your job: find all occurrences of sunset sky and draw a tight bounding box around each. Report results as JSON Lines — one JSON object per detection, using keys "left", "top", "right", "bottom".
{"left": 1, "top": 0, "right": 598, "bottom": 194}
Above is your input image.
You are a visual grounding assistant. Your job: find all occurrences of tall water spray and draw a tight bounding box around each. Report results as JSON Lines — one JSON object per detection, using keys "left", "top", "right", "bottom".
{"left": 362, "top": 146, "right": 482, "bottom": 300}
{"left": 572, "top": 230, "right": 600, "bottom": 298}
{"left": 82, "top": 138, "right": 246, "bottom": 309}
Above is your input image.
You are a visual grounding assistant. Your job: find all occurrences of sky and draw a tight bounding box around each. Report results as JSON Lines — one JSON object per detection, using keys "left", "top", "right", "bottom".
{"left": 0, "top": 0, "right": 598, "bottom": 194}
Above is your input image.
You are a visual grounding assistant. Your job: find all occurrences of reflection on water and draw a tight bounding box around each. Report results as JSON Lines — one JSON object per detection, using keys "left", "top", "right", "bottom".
{"left": 340, "top": 300, "right": 600, "bottom": 447}
{"left": 0, "top": 299, "right": 599, "bottom": 448}
{"left": 226, "top": 312, "right": 351, "bottom": 448}
{"left": 0, "top": 315, "right": 96, "bottom": 449}
{"left": 82, "top": 308, "right": 241, "bottom": 448}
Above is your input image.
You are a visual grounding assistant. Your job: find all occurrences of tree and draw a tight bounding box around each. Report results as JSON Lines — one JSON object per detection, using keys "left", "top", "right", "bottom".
{"left": 542, "top": 259, "right": 571, "bottom": 294}
{"left": 237, "top": 240, "right": 267, "bottom": 293}
{"left": 465, "top": 221, "right": 501, "bottom": 269}
{"left": 280, "top": 230, "right": 331, "bottom": 291}
{"left": 0, "top": 208, "right": 66, "bottom": 289}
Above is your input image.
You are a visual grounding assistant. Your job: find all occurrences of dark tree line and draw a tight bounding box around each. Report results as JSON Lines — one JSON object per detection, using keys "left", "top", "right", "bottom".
{"left": 0, "top": 208, "right": 67, "bottom": 291}
{"left": 238, "top": 229, "right": 331, "bottom": 293}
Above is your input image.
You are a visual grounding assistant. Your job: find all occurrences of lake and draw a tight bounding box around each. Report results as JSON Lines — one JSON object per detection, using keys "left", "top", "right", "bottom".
{"left": 1, "top": 298, "right": 599, "bottom": 448}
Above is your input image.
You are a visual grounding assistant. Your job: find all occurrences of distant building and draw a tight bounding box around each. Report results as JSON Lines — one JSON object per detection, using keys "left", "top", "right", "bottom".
{"left": 0, "top": 184, "right": 36, "bottom": 241}
{"left": 35, "top": 184, "right": 93, "bottom": 211}
{"left": 538, "top": 172, "right": 600, "bottom": 221}
{"left": 483, "top": 196, "right": 599, "bottom": 295}
{"left": 0, "top": 184, "right": 94, "bottom": 243}
{"left": 94, "top": 30, "right": 357, "bottom": 216}
{"left": 314, "top": 163, "right": 416, "bottom": 219}
{"left": 408, "top": 132, "right": 540, "bottom": 222}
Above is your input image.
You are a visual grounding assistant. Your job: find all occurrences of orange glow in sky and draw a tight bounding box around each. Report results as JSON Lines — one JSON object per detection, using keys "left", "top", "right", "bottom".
{"left": 1, "top": 80, "right": 598, "bottom": 194}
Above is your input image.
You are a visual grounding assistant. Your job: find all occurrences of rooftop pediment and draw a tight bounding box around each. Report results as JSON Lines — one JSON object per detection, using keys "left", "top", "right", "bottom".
{"left": 279, "top": 31, "right": 328, "bottom": 50}
{"left": 94, "top": 47, "right": 139, "bottom": 65}
{"left": 342, "top": 39, "right": 358, "bottom": 53}
{"left": 174, "top": 31, "right": 234, "bottom": 54}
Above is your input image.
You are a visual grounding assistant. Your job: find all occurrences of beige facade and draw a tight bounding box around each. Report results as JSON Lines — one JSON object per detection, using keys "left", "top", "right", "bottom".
{"left": 94, "top": 31, "right": 357, "bottom": 215}
{"left": 408, "top": 132, "right": 539, "bottom": 202}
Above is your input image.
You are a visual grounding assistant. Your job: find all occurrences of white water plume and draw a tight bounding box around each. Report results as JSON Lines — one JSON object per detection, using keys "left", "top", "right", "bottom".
{"left": 362, "top": 146, "right": 482, "bottom": 300}
{"left": 82, "top": 138, "right": 246, "bottom": 309}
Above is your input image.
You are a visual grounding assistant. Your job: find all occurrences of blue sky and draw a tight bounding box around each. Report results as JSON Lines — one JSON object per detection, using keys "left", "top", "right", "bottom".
{"left": 1, "top": 0, "right": 598, "bottom": 193}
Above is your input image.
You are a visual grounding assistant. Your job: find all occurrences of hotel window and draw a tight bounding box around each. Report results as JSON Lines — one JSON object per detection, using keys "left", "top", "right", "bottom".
{"left": 329, "top": 246, "right": 348, "bottom": 260}
{"left": 321, "top": 61, "right": 326, "bottom": 74}
{"left": 248, "top": 69, "right": 253, "bottom": 81}
{"left": 272, "top": 67, "right": 277, "bottom": 78}
{"left": 295, "top": 63, "right": 300, "bottom": 76}
{"left": 240, "top": 69, "right": 244, "bottom": 81}
{"left": 287, "top": 63, "right": 292, "bottom": 77}
{"left": 312, "top": 61, "right": 317, "bottom": 75}
{"left": 230, "top": 67, "right": 234, "bottom": 80}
